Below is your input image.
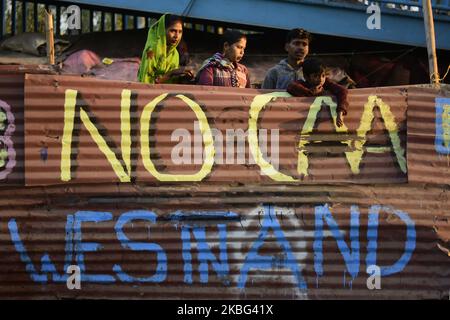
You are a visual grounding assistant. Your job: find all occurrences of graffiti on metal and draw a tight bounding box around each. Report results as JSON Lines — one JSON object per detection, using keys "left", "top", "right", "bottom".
{"left": 435, "top": 98, "right": 450, "bottom": 155}
{"left": 0, "top": 100, "right": 16, "bottom": 179}
{"left": 8, "top": 204, "right": 415, "bottom": 294}
{"left": 61, "top": 91, "right": 405, "bottom": 182}
{"left": 407, "top": 88, "right": 450, "bottom": 185}
{"left": 24, "top": 75, "right": 408, "bottom": 185}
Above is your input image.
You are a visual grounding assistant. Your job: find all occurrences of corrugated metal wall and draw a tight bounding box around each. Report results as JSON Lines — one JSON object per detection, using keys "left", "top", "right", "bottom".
{"left": 23, "top": 75, "right": 408, "bottom": 185}
{"left": 0, "top": 69, "right": 448, "bottom": 300}
{"left": 0, "top": 73, "right": 23, "bottom": 186}
{"left": 408, "top": 86, "right": 450, "bottom": 184}
{"left": 0, "top": 184, "right": 449, "bottom": 299}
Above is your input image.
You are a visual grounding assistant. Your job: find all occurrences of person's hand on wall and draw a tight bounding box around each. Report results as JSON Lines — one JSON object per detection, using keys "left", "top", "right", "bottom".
{"left": 310, "top": 85, "right": 324, "bottom": 96}
{"left": 336, "top": 110, "right": 344, "bottom": 127}
{"left": 170, "top": 66, "right": 194, "bottom": 79}
{"left": 155, "top": 67, "right": 194, "bottom": 84}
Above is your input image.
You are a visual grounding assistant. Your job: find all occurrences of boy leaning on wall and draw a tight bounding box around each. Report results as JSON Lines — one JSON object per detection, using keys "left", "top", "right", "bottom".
{"left": 287, "top": 58, "right": 349, "bottom": 127}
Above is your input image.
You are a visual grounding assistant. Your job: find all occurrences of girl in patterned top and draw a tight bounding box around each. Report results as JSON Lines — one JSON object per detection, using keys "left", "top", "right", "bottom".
{"left": 196, "top": 30, "right": 251, "bottom": 88}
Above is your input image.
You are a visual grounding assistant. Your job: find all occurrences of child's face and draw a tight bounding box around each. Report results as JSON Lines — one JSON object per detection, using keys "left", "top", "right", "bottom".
{"left": 285, "top": 38, "right": 309, "bottom": 62}
{"left": 224, "top": 37, "right": 247, "bottom": 63}
{"left": 305, "top": 71, "right": 326, "bottom": 89}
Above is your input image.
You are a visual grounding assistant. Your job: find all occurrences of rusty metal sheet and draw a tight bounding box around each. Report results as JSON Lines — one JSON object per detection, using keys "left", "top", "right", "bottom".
{"left": 0, "top": 74, "right": 24, "bottom": 186}
{"left": 24, "top": 74, "right": 408, "bottom": 186}
{"left": 0, "top": 184, "right": 449, "bottom": 299}
{"left": 0, "top": 65, "right": 57, "bottom": 75}
{"left": 0, "top": 70, "right": 447, "bottom": 300}
{"left": 407, "top": 86, "right": 450, "bottom": 185}
{"left": 0, "top": 66, "right": 57, "bottom": 187}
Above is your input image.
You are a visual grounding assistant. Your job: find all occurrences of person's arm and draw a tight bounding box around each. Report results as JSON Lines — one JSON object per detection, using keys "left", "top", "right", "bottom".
{"left": 245, "top": 69, "right": 251, "bottom": 88}
{"left": 323, "top": 78, "right": 348, "bottom": 127}
{"left": 323, "top": 78, "right": 348, "bottom": 116}
{"left": 156, "top": 67, "right": 194, "bottom": 84}
{"left": 287, "top": 80, "right": 313, "bottom": 97}
{"left": 261, "top": 69, "right": 277, "bottom": 89}
{"left": 197, "top": 66, "right": 215, "bottom": 86}
{"left": 155, "top": 72, "right": 172, "bottom": 84}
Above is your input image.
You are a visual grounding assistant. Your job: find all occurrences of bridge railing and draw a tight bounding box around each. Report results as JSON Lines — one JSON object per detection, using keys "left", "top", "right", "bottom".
{"left": 1, "top": 0, "right": 449, "bottom": 42}
{"left": 327, "top": 0, "right": 450, "bottom": 14}
{"left": 0, "top": 0, "right": 159, "bottom": 40}
{"left": 0, "top": 0, "right": 228, "bottom": 41}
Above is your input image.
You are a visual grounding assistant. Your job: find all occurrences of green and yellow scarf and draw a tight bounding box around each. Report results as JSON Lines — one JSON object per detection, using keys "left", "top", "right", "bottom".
{"left": 137, "top": 14, "right": 180, "bottom": 84}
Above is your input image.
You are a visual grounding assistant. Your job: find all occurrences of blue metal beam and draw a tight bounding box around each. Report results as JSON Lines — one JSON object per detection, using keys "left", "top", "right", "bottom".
{"left": 55, "top": 0, "right": 450, "bottom": 49}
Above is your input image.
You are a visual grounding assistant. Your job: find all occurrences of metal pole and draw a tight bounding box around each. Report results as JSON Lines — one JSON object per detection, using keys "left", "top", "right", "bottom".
{"left": 45, "top": 10, "right": 55, "bottom": 65}
{"left": 0, "top": 0, "right": 5, "bottom": 38}
{"left": 89, "top": 9, "right": 93, "bottom": 33}
{"left": 33, "top": 1, "right": 38, "bottom": 32}
{"left": 112, "top": 13, "right": 115, "bottom": 32}
{"left": 422, "top": 0, "right": 440, "bottom": 84}
{"left": 101, "top": 11, "right": 105, "bottom": 32}
{"left": 11, "top": 0, "right": 16, "bottom": 35}
{"left": 56, "top": 5, "right": 60, "bottom": 36}
{"left": 21, "top": 0, "right": 26, "bottom": 33}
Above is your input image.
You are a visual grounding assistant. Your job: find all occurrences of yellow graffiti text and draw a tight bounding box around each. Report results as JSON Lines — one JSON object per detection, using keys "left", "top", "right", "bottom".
{"left": 61, "top": 89, "right": 131, "bottom": 182}
{"left": 348, "top": 95, "right": 407, "bottom": 174}
{"left": 140, "top": 94, "right": 215, "bottom": 182}
{"left": 443, "top": 104, "right": 450, "bottom": 148}
{"left": 249, "top": 92, "right": 297, "bottom": 182}
{"left": 297, "top": 96, "right": 351, "bottom": 176}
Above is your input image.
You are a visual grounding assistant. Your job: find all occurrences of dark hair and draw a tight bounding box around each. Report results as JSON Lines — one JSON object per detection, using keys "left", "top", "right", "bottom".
{"left": 302, "top": 58, "right": 325, "bottom": 77}
{"left": 164, "top": 14, "right": 183, "bottom": 29}
{"left": 286, "top": 28, "right": 311, "bottom": 44}
{"left": 222, "top": 30, "right": 246, "bottom": 47}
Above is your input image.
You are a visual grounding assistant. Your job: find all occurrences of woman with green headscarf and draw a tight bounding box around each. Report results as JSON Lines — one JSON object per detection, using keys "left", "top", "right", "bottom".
{"left": 137, "top": 14, "right": 193, "bottom": 84}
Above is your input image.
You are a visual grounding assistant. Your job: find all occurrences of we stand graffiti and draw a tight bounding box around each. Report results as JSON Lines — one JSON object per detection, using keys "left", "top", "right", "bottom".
{"left": 8, "top": 204, "right": 415, "bottom": 293}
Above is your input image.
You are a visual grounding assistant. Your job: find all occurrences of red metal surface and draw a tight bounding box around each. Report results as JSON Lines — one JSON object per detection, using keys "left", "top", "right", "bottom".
{"left": 0, "top": 184, "right": 449, "bottom": 299}
{"left": 0, "top": 70, "right": 447, "bottom": 300}
{"left": 0, "top": 74, "right": 24, "bottom": 185}
{"left": 407, "top": 86, "right": 450, "bottom": 184}
{"left": 24, "top": 74, "right": 408, "bottom": 186}
{"left": 0, "top": 66, "right": 57, "bottom": 186}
